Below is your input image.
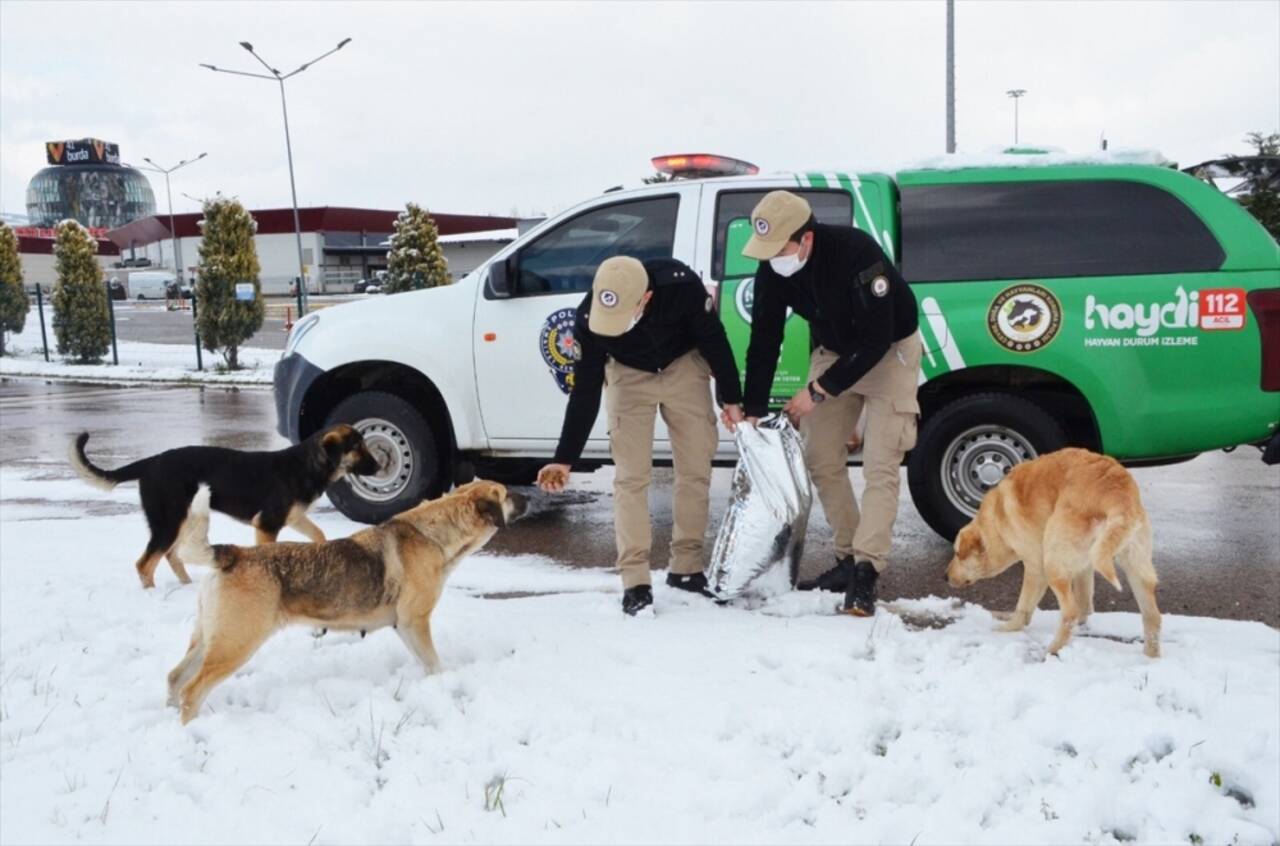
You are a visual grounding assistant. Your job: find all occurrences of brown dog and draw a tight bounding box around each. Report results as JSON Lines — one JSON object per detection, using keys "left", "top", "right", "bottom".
{"left": 946, "top": 448, "right": 1161, "bottom": 658}
{"left": 168, "top": 480, "right": 527, "bottom": 723}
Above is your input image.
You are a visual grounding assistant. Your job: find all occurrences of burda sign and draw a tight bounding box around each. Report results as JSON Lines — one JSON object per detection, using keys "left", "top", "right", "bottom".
{"left": 1082, "top": 286, "right": 1246, "bottom": 348}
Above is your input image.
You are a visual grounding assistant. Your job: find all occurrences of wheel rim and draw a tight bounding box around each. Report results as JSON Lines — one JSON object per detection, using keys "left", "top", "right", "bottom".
{"left": 347, "top": 417, "right": 414, "bottom": 503}
{"left": 940, "top": 425, "right": 1038, "bottom": 517}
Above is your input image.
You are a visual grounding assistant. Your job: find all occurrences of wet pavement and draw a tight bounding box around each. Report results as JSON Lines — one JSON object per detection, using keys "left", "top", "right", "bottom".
{"left": 2, "top": 379, "right": 1277, "bottom": 626}
{"left": 104, "top": 302, "right": 289, "bottom": 350}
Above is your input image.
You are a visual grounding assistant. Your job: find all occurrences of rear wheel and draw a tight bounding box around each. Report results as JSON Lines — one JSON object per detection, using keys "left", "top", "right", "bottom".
{"left": 907, "top": 392, "right": 1066, "bottom": 540}
{"left": 323, "top": 391, "right": 445, "bottom": 524}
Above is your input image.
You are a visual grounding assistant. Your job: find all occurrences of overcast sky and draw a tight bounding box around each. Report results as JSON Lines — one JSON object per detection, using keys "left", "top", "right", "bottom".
{"left": 2, "top": 0, "right": 1277, "bottom": 221}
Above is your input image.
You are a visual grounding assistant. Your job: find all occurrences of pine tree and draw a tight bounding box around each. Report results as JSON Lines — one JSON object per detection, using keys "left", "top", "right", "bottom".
{"left": 51, "top": 219, "right": 110, "bottom": 363}
{"left": 195, "top": 197, "right": 264, "bottom": 370}
{"left": 384, "top": 203, "right": 450, "bottom": 294}
{"left": 1237, "top": 131, "right": 1280, "bottom": 241}
{"left": 0, "top": 222, "right": 25, "bottom": 356}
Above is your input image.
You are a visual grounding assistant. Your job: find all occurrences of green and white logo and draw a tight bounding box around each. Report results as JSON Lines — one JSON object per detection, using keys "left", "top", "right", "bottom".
{"left": 988, "top": 284, "right": 1061, "bottom": 353}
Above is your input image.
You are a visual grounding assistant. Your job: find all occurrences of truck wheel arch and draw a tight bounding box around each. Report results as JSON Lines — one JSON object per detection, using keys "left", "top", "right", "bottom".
{"left": 300, "top": 360, "right": 456, "bottom": 477}
{"left": 918, "top": 364, "right": 1101, "bottom": 451}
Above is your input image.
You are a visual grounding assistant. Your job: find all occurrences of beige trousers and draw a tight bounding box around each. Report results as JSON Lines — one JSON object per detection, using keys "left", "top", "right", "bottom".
{"left": 801, "top": 333, "right": 923, "bottom": 571}
{"left": 605, "top": 351, "right": 720, "bottom": 589}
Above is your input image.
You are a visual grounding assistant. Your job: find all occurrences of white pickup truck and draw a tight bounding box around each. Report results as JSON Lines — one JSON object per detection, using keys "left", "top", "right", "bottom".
{"left": 274, "top": 151, "right": 1280, "bottom": 535}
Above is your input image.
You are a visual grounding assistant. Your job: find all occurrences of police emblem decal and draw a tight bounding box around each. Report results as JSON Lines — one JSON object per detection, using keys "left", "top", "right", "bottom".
{"left": 754, "top": 218, "right": 770, "bottom": 235}
{"left": 871, "top": 276, "right": 889, "bottom": 297}
{"left": 539, "top": 308, "right": 581, "bottom": 394}
{"left": 599, "top": 289, "right": 618, "bottom": 308}
{"left": 987, "top": 284, "right": 1062, "bottom": 353}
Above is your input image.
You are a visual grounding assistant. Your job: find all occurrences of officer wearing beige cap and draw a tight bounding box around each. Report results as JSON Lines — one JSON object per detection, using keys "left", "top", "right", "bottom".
{"left": 538, "top": 256, "right": 743, "bottom": 616}
{"left": 730, "top": 191, "right": 921, "bottom": 616}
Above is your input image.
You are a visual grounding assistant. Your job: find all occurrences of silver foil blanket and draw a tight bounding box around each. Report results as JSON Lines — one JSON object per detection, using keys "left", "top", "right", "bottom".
{"left": 706, "top": 415, "right": 814, "bottom": 601}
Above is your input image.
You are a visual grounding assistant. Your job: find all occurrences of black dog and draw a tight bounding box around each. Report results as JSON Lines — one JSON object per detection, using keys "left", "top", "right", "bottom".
{"left": 70, "top": 425, "right": 381, "bottom": 588}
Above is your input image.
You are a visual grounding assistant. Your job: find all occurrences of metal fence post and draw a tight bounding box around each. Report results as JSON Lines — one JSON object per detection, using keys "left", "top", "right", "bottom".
{"left": 191, "top": 291, "right": 203, "bottom": 371}
{"left": 35, "top": 283, "right": 50, "bottom": 362}
{"left": 105, "top": 280, "right": 119, "bottom": 365}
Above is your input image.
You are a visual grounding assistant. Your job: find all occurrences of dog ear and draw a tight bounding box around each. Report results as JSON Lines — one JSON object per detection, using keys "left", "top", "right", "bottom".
{"left": 321, "top": 429, "right": 345, "bottom": 451}
{"left": 475, "top": 495, "right": 506, "bottom": 529}
{"left": 957, "top": 526, "right": 984, "bottom": 559}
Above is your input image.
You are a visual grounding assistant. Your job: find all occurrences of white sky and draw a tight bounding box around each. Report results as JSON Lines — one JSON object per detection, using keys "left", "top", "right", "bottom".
{"left": 2, "top": 0, "right": 1277, "bottom": 221}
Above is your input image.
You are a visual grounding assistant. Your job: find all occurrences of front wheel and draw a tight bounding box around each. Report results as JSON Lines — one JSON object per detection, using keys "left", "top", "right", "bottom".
{"left": 907, "top": 392, "right": 1066, "bottom": 541}
{"left": 323, "top": 391, "right": 444, "bottom": 524}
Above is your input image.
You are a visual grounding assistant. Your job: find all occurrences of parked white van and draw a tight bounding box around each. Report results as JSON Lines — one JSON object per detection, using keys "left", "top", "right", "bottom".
{"left": 128, "top": 271, "right": 175, "bottom": 301}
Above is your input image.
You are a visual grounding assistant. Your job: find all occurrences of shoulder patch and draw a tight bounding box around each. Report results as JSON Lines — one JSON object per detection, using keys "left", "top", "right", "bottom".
{"left": 871, "top": 276, "right": 889, "bottom": 297}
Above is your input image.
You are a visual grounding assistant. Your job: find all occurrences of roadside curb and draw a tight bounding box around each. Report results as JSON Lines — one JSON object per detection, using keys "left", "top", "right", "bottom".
{"left": 0, "top": 368, "right": 272, "bottom": 389}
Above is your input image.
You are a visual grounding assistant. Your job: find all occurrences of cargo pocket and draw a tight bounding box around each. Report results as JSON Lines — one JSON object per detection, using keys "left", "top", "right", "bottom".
{"left": 893, "top": 396, "right": 920, "bottom": 452}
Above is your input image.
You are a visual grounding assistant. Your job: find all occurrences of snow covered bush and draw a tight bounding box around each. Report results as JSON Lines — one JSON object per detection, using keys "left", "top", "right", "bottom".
{"left": 195, "top": 197, "right": 264, "bottom": 370}
{"left": 51, "top": 219, "right": 110, "bottom": 363}
{"left": 384, "top": 202, "right": 450, "bottom": 294}
{"left": 0, "top": 221, "right": 25, "bottom": 356}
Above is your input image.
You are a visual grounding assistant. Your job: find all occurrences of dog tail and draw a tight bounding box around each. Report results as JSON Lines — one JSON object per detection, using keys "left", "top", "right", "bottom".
{"left": 176, "top": 484, "right": 221, "bottom": 569}
{"left": 68, "top": 432, "right": 147, "bottom": 491}
{"left": 1089, "top": 513, "right": 1130, "bottom": 591}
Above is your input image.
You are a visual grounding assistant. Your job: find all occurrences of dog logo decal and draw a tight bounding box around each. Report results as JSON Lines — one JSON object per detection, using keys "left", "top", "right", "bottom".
{"left": 988, "top": 284, "right": 1062, "bottom": 353}
{"left": 539, "top": 308, "right": 581, "bottom": 394}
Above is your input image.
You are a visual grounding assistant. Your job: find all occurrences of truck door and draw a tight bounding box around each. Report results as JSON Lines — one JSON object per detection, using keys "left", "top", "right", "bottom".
{"left": 474, "top": 187, "right": 701, "bottom": 452}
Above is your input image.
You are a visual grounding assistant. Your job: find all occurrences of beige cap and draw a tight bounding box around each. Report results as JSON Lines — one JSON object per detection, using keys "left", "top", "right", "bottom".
{"left": 742, "top": 191, "right": 813, "bottom": 260}
{"left": 588, "top": 256, "right": 649, "bottom": 337}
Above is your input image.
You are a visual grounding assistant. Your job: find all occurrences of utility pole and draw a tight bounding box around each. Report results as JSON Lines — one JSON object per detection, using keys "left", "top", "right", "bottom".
{"left": 946, "top": 0, "right": 956, "bottom": 153}
{"left": 1006, "top": 88, "right": 1027, "bottom": 145}
{"left": 140, "top": 154, "right": 208, "bottom": 285}
{"left": 200, "top": 37, "right": 352, "bottom": 314}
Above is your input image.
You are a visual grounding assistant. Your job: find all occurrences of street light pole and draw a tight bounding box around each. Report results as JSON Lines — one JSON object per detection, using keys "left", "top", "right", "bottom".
{"left": 945, "top": 0, "right": 956, "bottom": 154}
{"left": 199, "top": 37, "right": 352, "bottom": 315}
{"left": 138, "top": 153, "right": 207, "bottom": 284}
{"left": 1006, "top": 89, "right": 1027, "bottom": 145}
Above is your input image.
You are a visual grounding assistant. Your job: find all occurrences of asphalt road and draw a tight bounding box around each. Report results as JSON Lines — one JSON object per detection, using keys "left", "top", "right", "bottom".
{"left": 2, "top": 379, "right": 1277, "bottom": 626}
{"left": 101, "top": 296, "right": 373, "bottom": 351}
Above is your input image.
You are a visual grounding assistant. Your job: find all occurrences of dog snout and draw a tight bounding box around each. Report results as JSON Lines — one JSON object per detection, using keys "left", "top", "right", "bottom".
{"left": 506, "top": 491, "right": 529, "bottom": 521}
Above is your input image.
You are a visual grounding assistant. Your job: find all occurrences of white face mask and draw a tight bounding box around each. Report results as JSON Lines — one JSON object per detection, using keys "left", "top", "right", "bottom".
{"left": 624, "top": 313, "right": 642, "bottom": 333}
{"left": 769, "top": 246, "right": 808, "bottom": 277}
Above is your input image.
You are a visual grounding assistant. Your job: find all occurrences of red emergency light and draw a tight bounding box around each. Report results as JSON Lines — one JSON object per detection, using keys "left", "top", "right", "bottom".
{"left": 652, "top": 154, "right": 759, "bottom": 179}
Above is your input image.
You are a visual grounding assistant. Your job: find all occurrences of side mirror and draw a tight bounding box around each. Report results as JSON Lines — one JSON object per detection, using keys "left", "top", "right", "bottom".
{"left": 488, "top": 256, "right": 515, "bottom": 299}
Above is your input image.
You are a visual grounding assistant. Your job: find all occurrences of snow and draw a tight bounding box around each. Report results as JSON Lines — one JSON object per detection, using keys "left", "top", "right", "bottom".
{"left": 0, "top": 307, "right": 276, "bottom": 385}
{"left": 795, "top": 147, "right": 1171, "bottom": 178}
{"left": 436, "top": 228, "right": 519, "bottom": 245}
{"left": 1, "top": 461, "right": 1277, "bottom": 845}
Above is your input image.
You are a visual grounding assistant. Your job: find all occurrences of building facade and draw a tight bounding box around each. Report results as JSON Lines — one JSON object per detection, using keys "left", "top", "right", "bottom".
{"left": 106, "top": 206, "right": 521, "bottom": 295}
{"left": 25, "top": 139, "right": 156, "bottom": 229}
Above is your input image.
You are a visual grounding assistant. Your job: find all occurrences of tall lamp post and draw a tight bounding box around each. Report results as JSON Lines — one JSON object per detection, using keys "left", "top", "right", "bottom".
{"left": 945, "top": 0, "right": 956, "bottom": 153}
{"left": 1006, "top": 88, "right": 1027, "bottom": 145}
{"left": 199, "top": 38, "right": 352, "bottom": 315}
{"left": 139, "top": 153, "right": 207, "bottom": 284}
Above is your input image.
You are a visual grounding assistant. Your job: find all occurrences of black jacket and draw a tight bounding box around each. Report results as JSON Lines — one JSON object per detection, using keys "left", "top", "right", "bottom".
{"left": 553, "top": 258, "right": 742, "bottom": 464}
{"left": 742, "top": 224, "right": 918, "bottom": 418}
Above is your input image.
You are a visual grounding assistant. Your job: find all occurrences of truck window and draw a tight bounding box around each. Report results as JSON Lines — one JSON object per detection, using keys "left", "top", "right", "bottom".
{"left": 899, "top": 180, "right": 1226, "bottom": 283}
{"left": 514, "top": 195, "right": 679, "bottom": 296}
{"left": 712, "top": 189, "right": 853, "bottom": 280}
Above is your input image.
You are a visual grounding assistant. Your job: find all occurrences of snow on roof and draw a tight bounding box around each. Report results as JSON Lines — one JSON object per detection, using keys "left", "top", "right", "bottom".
{"left": 799, "top": 147, "right": 1171, "bottom": 176}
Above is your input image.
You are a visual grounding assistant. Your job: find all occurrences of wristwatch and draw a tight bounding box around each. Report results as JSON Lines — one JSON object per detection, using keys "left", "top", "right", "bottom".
{"left": 808, "top": 381, "right": 827, "bottom": 404}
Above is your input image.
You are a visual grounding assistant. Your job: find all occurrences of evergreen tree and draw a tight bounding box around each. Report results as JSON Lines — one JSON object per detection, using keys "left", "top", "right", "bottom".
{"left": 0, "top": 222, "right": 25, "bottom": 356}
{"left": 1237, "top": 131, "right": 1280, "bottom": 241}
{"left": 51, "top": 219, "right": 110, "bottom": 363}
{"left": 195, "top": 197, "right": 264, "bottom": 370}
{"left": 384, "top": 203, "right": 450, "bottom": 294}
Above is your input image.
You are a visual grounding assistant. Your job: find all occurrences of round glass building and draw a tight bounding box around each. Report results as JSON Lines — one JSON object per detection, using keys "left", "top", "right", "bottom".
{"left": 26, "top": 139, "right": 156, "bottom": 229}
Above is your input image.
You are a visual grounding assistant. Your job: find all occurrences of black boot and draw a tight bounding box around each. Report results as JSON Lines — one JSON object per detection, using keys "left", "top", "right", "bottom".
{"left": 797, "top": 556, "right": 855, "bottom": 592}
{"left": 666, "top": 572, "right": 713, "bottom": 597}
{"left": 622, "top": 584, "right": 654, "bottom": 616}
{"left": 842, "top": 561, "right": 880, "bottom": 616}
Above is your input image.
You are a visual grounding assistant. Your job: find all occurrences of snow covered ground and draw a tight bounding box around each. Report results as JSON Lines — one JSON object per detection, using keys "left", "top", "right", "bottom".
{"left": 0, "top": 307, "right": 275, "bottom": 385}
{"left": 1, "top": 461, "right": 1277, "bottom": 845}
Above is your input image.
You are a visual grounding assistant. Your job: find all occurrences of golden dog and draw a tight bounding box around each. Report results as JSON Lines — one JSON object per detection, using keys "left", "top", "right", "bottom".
{"left": 168, "top": 480, "right": 527, "bottom": 723}
{"left": 946, "top": 448, "right": 1160, "bottom": 658}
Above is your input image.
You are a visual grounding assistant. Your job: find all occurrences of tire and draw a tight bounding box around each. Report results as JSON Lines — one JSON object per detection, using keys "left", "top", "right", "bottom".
{"left": 323, "top": 391, "right": 444, "bottom": 524}
{"left": 907, "top": 392, "right": 1066, "bottom": 541}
